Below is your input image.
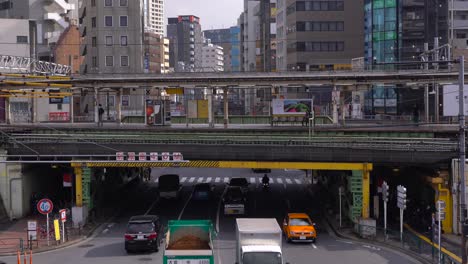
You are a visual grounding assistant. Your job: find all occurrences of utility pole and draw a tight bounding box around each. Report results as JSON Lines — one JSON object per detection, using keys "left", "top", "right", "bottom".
{"left": 459, "top": 55, "right": 467, "bottom": 264}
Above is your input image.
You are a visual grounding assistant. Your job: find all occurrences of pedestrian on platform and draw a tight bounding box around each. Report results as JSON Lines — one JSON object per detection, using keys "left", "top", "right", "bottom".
{"left": 98, "top": 104, "right": 104, "bottom": 127}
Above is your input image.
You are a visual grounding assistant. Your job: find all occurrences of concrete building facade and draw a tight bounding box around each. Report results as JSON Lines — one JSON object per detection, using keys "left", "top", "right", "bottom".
{"left": 239, "top": 1, "right": 260, "bottom": 72}
{"left": 143, "top": 31, "right": 170, "bottom": 74}
{"left": 54, "top": 23, "right": 83, "bottom": 74}
{"left": 202, "top": 43, "right": 224, "bottom": 72}
{"left": 143, "top": 0, "right": 164, "bottom": 35}
{"left": 276, "top": 0, "right": 364, "bottom": 71}
{"left": 79, "top": 0, "right": 144, "bottom": 74}
{"left": 230, "top": 26, "right": 241, "bottom": 72}
{"left": 203, "top": 28, "right": 232, "bottom": 71}
{"left": 167, "top": 15, "right": 203, "bottom": 72}
{"left": 0, "top": 0, "right": 78, "bottom": 61}
{"left": 0, "top": 19, "right": 33, "bottom": 57}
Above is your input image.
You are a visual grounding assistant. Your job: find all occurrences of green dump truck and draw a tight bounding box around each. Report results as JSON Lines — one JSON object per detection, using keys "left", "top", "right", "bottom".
{"left": 163, "top": 220, "right": 215, "bottom": 264}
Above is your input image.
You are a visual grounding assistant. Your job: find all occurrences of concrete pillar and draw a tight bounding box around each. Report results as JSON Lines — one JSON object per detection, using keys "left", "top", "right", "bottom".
{"left": 94, "top": 87, "right": 99, "bottom": 125}
{"left": 208, "top": 88, "right": 214, "bottom": 128}
{"left": 116, "top": 88, "right": 122, "bottom": 124}
{"left": 424, "top": 43, "right": 430, "bottom": 122}
{"left": 0, "top": 155, "right": 26, "bottom": 220}
{"left": 70, "top": 92, "right": 74, "bottom": 124}
{"left": 332, "top": 86, "right": 339, "bottom": 124}
{"left": 223, "top": 88, "right": 229, "bottom": 129}
{"left": 5, "top": 97, "right": 10, "bottom": 124}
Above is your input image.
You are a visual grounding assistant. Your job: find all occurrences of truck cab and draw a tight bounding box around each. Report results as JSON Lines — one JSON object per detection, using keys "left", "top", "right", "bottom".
{"left": 158, "top": 174, "right": 182, "bottom": 199}
{"left": 241, "top": 245, "right": 283, "bottom": 264}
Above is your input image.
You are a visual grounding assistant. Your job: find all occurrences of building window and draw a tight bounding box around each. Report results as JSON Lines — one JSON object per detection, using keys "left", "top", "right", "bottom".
{"left": 121, "top": 36, "right": 128, "bottom": 46}
{"left": 92, "top": 37, "right": 97, "bottom": 47}
{"left": 92, "top": 56, "right": 97, "bottom": 67}
{"left": 91, "top": 17, "right": 96, "bottom": 28}
{"left": 120, "top": 0, "right": 128, "bottom": 6}
{"left": 16, "top": 36, "right": 28, "bottom": 43}
{"left": 105, "top": 16, "right": 113, "bottom": 27}
{"left": 105, "top": 56, "right": 114, "bottom": 67}
{"left": 91, "top": 0, "right": 96, "bottom": 6}
{"left": 119, "top": 16, "right": 128, "bottom": 27}
{"left": 104, "top": 0, "right": 112, "bottom": 7}
{"left": 105, "top": 36, "right": 113, "bottom": 46}
{"left": 121, "top": 56, "right": 129, "bottom": 67}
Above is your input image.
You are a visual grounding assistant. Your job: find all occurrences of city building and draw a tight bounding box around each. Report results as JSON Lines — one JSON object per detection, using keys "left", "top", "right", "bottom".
{"left": 54, "top": 22, "right": 83, "bottom": 74}
{"left": 449, "top": 0, "right": 468, "bottom": 58}
{"left": 143, "top": 31, "right": 170, "bottom": 74}
{"left": 203, "top": 28, "right": 232, "bottom": 71}
{"left": 276, "top": 0, "right": 364, "bottom": 71}
{"left": 79, "top": 0, "right": 144, "bottom": 74}
{"left": 0, "top": 0, "right": 78, "bottom": 61}
{"left": 143, "top": 0, "right": 164, "bottom": 35}
{"left": 167, "top": 15, "right": 203, "bottom": 72}
{"left": 230, "top": 26, "right": 241, "bottom": 72}
{"left": 363, "top": 0, "right": 448, "bottom": 116}
{"left": 239, "top": 1, "right": 260, "bottom": 72}
{"left": 202, "top": 42, "right": 224, "bottom": 72}
{"left": 0, "top": 19, "right": 34, "bottom": 57}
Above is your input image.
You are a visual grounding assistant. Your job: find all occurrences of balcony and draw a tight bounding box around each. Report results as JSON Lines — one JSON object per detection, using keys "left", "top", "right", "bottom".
{"left": 44, "top": 12, "right": 68, "bottom": 28}
{"left": 45, "top": 0, "right": 75, "bottom": 13}
{"left": 451, "top": 1, "right": 468, "bottom": 11}
{"left": 80, "top": 26, "right": 87, "bottom": 37}
{"left": 454, "top": 19, "right": 468, "bottom": 29}
{"left": 80, "top": 44, "right": 87, "bottom": 56}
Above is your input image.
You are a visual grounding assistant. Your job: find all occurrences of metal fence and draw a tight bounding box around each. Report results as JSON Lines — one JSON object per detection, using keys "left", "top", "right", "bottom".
{"left": 355, "top": 224, "right": 461, "bottom": 264}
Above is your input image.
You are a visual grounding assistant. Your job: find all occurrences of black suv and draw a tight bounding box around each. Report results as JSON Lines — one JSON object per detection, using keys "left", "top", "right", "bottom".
{"left": 228, "top": 177, "right": 249, "bottom": 193}
{"left": 124, "top": 215, "right": 162, "bottom": 253}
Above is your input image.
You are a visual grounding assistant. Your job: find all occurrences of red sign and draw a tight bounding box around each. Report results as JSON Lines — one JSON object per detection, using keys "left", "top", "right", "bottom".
{"left": 128, "top": 152, "right": 136, "bottom": 161}
{"left": 116, "top": 152, "right": 124, "bottom": 161}
{"left": 173, "top": 152, "right": 183, "bottom": 161}
{"left": 150, "top": 152, "right": 158, "bottom": 161}
{"left": 60, "top": 209, "right": 67, "bottom": 222}
{"left": 139, "top": 152, "right": 147, "bottom": 161}
{"left": 63, "top": 173, "right": 72, "bottom": 187}
{"left": 162, "top": 152, "right": 170, "bottom": 161}
{"left": 37, "top": 199, "right": 53, "bottom": 215}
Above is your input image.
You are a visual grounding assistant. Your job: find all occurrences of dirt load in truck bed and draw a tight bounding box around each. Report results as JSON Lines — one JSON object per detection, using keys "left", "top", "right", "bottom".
{"left": 167, "top": 235, "right": 211, "bottom": 250}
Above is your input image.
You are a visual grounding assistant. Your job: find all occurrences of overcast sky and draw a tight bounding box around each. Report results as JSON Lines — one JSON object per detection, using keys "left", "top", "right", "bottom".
{"left": 165, "top": 0, "right": 243, "bottom": 30}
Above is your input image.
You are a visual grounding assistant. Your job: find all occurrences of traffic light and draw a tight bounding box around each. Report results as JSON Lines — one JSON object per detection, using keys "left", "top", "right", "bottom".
{"left": 397, "top": 185, "right": 407, "bottom": 210}
{"left": 382, "top": 181, "right": 389, "bottom": 203}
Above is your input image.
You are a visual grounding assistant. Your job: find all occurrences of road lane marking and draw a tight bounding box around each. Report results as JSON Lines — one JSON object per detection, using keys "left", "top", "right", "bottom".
{"left": 362, "top": 245, "right": 381, "bottom": 251}
{"left": 285, "top": 178, "right": 292, "bottom": 184}
{"left": 294, "top": 179, "right": 301, "bottom": 184}
{"left": 145, "top": 196, "right": 160, "bottom": 215}
{"left": 250, "top": 177, "right": 256, "bottom": 184}
{"left": 215, "top": 177, "right": 220, "bottom": 183}
{"left": 336, "top": 240, "right": 354, "bottom": 244}
{"left": 224, "top": 177, "right": 229, "bottom": 183}
{"left": 181, "top": 177, "right": 187, "bottom": 183}
{"left": 178, "top": 190, "right": 193, "bottom": 220}
{"left": 311, "top": 243, "right": 317, "bottom": 249}
{"left": 277, "top": 178, "right": 283, "bottom": 184}
{"left": 189, "top": 177, "right": 195, "bottom": 183}
{"left": 197, "top": 177, "right": 204, "bottom": 183}
{"left": 206, "top": 177, "right": 212, "bottom": 183}
{"left": 102, "top": 228, "right": 109, "bottom": 234}
{"left": 154, "top": 178, "right": 158, "bottom": 183}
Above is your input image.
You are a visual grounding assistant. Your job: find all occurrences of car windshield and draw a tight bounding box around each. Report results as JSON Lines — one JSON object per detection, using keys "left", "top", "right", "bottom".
{"left": 226, "top": 188, "right": 243, "bottom": 199}
{"left": 290, "top": 218, "right": 312, "bottom": 226}
{"left": 158, "top": 175, "right": 180, "bottom": 189}
{"left": 243, "top": 252, "right": 282, "bottom": 264}
{"left": 230, "top": 178, "right": 248, "bottom": 186}
{"left": 127, "top": 222, "right": 154, "bottom": 233}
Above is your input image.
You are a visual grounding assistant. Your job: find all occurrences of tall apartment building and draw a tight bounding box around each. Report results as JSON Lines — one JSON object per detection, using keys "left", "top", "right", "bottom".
{"left": 203, "top": 28, "right": 232, "bottom": 71}
{"left": 79, "top": 0, "right": 144, "bottom": 74}
{"left": 143, "top": 0, "right": 164, "bottom": 35}
{"left": 276, "top": 0, "right": 364, "bottom": 71}
{"left": 0, "top": 0, "right": 78, "bottom": 61}
{"left": 143, "top": 32, "right": 170, "bottom": 73}
{"left": 449, "top": 1, "right": 468, "bottom": 57}
{"left": 230, "top": 26, "right": 241, "bottom": 72}
{"left": 167, "top": 15, "right": 203, "bottom": 72}
{"left": 239, "top": 1, "right": 260, "bottom": 72}
{"left": 202, "top": 43, "right": 224, "bottom": 72}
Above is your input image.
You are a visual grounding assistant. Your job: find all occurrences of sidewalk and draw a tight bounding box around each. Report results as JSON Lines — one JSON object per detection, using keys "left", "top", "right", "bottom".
{"left": 0, "top": 214, "right": 100, "bottom": 256}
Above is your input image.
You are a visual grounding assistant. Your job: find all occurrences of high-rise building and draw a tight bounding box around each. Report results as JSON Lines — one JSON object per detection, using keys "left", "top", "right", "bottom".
{"left": 239, "top": 1, "right": 260, "bottom": 72}
{"left": 143, "top": 0, "right": 164, "bottom": 35}
{"left": 448, "top": 1, "right": 468, "bottom": 57}
{"left": 79, "top": 0, "right": 144, "bottom": 74}
{"left": 143, "top": 32, "right": 170, "bottom": 74}
{"left": 0, "top": 0, "right": 78, "bottom": 61}
{"left": 202, "top": 43, "right": 224, "bottom": 72}
{"left": 276, "top": 0, "right": 364, "bottom": 71}
{"left": 230, "top": 26, "right": 241, "bottom": 72}
{"left": 167, "top": 15, "right": 203, "bottom": 72}
{"left": 203, "top": 28, "right": 232, "bottom": 71}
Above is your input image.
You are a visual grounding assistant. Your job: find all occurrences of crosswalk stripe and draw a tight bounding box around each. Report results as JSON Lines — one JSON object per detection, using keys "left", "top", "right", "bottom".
{"left": 215, "top": 177, "right": 220, "bottom": 183}
{"left": 189, "top": 177, "right": 195, "bottom": 183}
{"left": 181, "top": 177, "right": 187, "bottom": 183}
{"left": 206, "top": 177, "right": 212, "bottom": 183}
{"left": 224, "top": 177, "right": 229, "bottom": 183}
{"left": 197, "top": 177, "right": 204, "bottom": 183}
{"left": 294, "top": 179, "right": 301, "bottom": 184}
{"left": 277, "top": 178, "right": 283, "bottom": 184}
{"left": 250, "top": 177, "right": 256, "bottom": 184}
{"left": 285, "top": 178, "right": 292, "bottom": 184}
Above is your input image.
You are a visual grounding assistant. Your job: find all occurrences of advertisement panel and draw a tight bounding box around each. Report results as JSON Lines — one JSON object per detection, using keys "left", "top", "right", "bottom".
{"left": 272, "top": 99, "right": 313, "bottom": 115}
{"left": 443, "top": 85, "right": 468, "bottom": 116}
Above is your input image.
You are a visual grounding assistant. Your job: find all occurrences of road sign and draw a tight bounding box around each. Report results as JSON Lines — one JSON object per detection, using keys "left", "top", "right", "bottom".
{"left": 37, "top": 199, "right": 53, "bottom": 215}
{"left": 138, "top": 152, "right": 147, "bottom": 161}
{"left": 436, "top": 212, "right": 446, "bottom": 221}
{"left": 59, "top": 209, "right": 67, "bottom": 222}
{"left": 150, "top": 152, "right": 158, "bottom": 161}
{"left": 27, "top": 221, "right": 37, "bottom": 241}
{"left": 116, "top": 152, "right": 124, "bottom": 161}
{"left": 437, "top": 200, "right": 446, "bottom": 210}
{"left": 162, "top": 152, "right": 170, "bottom": 161}
{"left": 128, "top": 152, "right": 136, "bottom": 161}
{"left": 173, "top": 152, "right": 183, "bottom": 161}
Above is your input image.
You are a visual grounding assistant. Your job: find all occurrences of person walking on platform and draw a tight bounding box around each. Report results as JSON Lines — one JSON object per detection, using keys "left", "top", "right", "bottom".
{"left": 98, "top": 104, "right": 104, "bottom": 127}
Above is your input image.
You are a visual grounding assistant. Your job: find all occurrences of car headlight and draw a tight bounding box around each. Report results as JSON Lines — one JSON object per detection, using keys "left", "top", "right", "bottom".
{"left": 310, "top": 231, "right": 315, "bottom": 235}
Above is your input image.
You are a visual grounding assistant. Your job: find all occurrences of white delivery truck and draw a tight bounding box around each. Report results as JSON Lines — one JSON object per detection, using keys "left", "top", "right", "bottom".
{"left": 235, "top": 218, "right": 285, "bottom": 264}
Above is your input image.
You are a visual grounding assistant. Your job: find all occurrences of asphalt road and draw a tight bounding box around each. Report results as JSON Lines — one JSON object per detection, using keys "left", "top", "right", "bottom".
{"left": 1, "top": 168, "right": 422, "bottom": 264}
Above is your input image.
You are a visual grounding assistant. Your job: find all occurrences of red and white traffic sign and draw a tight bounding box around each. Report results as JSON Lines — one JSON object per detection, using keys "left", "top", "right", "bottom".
{"left": 139, "top": 152, "right": 147, "bottom": 161}
{"left": 116, "top": 152, "right": 124, "bottom": 161}
{"left": 150, "top": 152, "right": 158, "bottom": 161}
{"left": 37, "top": 199, "right": 54, "bottom": 215}
{"left": 162, "top": 152, "right": 170, "bottom": 161}
{"left": 173, "top": 152, "right": 183, "bottom": 161}
{"left": 59, "top": 209, "right": 67, "bottom": 222}
{"left": 128, "top": 152, "right": 136, "bottom": 161}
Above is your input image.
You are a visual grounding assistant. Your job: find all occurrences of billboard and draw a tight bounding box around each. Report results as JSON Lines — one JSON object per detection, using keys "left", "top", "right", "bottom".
{"left": 272, "top": 99, "right": 313, "bottom": 115}
{"left": 443, "top": 85, "right": 468, "bottom": 116}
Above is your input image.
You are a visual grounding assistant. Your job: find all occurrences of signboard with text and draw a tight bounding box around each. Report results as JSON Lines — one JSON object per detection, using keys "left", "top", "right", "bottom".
{"left": 272, "top": 99, "right": 313, "bottom": 115}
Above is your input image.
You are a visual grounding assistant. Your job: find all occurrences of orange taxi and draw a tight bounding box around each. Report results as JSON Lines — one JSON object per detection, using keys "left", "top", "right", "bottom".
{"left": 282, "top": 213, "right": 317, "bottom": 243}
